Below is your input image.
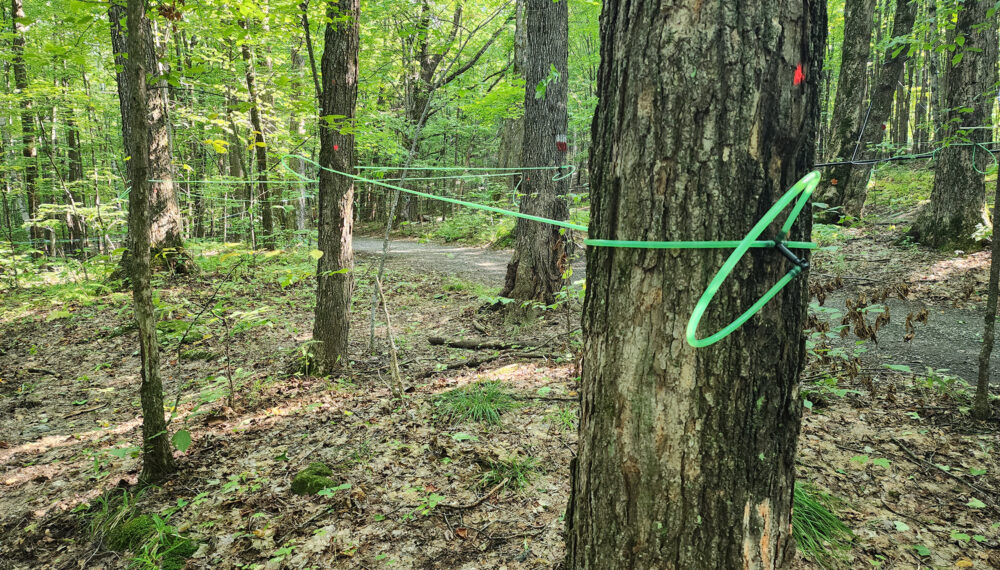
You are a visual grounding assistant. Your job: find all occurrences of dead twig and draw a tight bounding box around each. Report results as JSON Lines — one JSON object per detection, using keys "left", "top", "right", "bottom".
{"left": 375, "top": 277, "right": 405, "bottom": 399}
{"left": 442, "top": 477, "right": 508, "bottom": 510}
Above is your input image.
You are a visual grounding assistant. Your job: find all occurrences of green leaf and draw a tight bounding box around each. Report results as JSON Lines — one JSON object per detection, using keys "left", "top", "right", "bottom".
{"left": 952, "top": 52, "right": 964, "bottom": 66}
{"left": 451, "top": 432, "right": 477, "bottom": 442}
{"left": 950, "top": 530, "right": 970, "bottom": 543}
{"left": 317, "top": 483, "right": 351, "bottom": 497}
{"left": 172, "top": 430, "right": 192, "bottom": 453}
{"left": 913, "top": 545, "right": 931, "bottom": 557}
{"left": 871, "top": 457, "right": 891, "bottom": 469}
{"left": 893, "top": 520, "right": 910, "bottom": 532}
{"left": 967, "top": 498, "right": 986, "bottom": 509}
{"left": 969, "top": 467, "right": 987, "bottom": 476}
{"left": 309, "top": 249, "right": 324, "bottom": 260}
{"left": 884, "top": 364, "right": 912, "bottom": 373}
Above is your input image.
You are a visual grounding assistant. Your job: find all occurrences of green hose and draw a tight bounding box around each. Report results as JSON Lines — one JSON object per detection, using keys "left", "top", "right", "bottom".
{"left": 280, "top": 153, "right": 818, "bottom": 348}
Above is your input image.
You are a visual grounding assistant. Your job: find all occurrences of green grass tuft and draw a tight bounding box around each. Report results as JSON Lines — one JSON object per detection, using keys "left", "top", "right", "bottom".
{"left": 793, "top": 483, "right": 853, "bottom": 567}
{"left": 435, "top": 381, "right": 519, "bottom": 425}
{"left": 480, "top": 456, "right": 539, "bottom": 491}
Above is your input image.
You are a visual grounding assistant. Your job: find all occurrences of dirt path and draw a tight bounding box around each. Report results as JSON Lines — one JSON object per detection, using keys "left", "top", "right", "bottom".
{"left": 355, "top": 236, "right": 996, "bottom": 384}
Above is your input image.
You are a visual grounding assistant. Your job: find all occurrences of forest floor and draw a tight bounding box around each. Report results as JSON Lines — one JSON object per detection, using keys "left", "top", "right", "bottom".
{"left": 2, "top": 180, "right": 1000, "bottom": 568}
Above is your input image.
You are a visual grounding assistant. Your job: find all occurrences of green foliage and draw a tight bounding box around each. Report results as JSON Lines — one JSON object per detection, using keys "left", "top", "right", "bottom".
{"left": 435, "top": 381, "right": 519, "bottom": 425}
{"left": 793, "top": 483, "right": 853, "bottom": 568}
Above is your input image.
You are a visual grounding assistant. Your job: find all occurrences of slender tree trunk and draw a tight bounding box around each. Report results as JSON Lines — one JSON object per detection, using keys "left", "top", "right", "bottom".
{"left": 501, "top": 0, "right": 569, "bottom": 306}
{"left": 241, "top": 29, "right": 275, "bottom": 249}
{"left": 11, "top": 0, "right": 38, "bottom": 245}
{"left": 116, "top": 0, "right": 177, "bottom": 485}
{"left": 975, "top": 172, "right": 1000, "bottom": 420}
{"left": 828, "top": 0, "right": 917, "bottom": 217}
{"left": 908, "top": 0, "right": 998, "bottom": 250}
{"left": 565, "top": 0, "right": 824, "bottom": 566}
{"left": 312, "top": 0, "right": 359, "bottom": 374}
{"left": 290, "top": 45, "right": 309, "bottom": 239}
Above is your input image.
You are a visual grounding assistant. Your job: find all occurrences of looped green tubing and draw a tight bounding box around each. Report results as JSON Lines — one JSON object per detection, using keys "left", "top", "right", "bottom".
{"left": 685, "top": 171, "right": 820, "bottom": 348}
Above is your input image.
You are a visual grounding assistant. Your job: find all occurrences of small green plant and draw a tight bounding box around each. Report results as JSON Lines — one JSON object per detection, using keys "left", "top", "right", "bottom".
{"left": 545, "top": 406, "right": 577, "bottom": 431}
{"left": 435, "top": 381, "right": 519, "bottom": 425}
{"left": 480, "top": 456, "right": 539, "bottom": 491}
{"left": 792, "top": 483, "right": 853, "bottom": 568}
{"left": 403, "top": 492, "right": 445, "bottom": 521}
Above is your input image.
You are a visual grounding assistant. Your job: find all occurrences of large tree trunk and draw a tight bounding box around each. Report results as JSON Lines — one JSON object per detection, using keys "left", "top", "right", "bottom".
{"left": 975, "top": 173, "right": 1000, "bottom": 420}
{"left": 500, "top": 0, "right": 569, "bottom": 306}
{"left": 11, "top": 0, "right": 39, "bottom": 246}
{"left": 814, "top": 0, "right": 876, "bottom": 217}
{"left": 311, "top": 0, "right": 359, "bottom": 374}
{"left": 241, "top": 34, "right": 276, "bottom": 250}
{"left": 565, "top": 0, "right": 824, "bottom": 567}
{"left": 825, "top": 0, "right": 917, "bottom": 217}
{"left": 110, "top": 2, "right": 191, "bottom": 276}
{"left": 116, "top": 0, "right": 177, "bottom": 486}
{"left": 908, "top": 0, "right": 998, "bottom": 250}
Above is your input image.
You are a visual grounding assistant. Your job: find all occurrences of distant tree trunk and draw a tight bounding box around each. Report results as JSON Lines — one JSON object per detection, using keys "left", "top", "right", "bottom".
{"left": 829, "top": 0, "right": 917, "bottom": 217}
{"left": 109, "top": 2, "right": 191, "bottom": 276}
{"left": 241, "top": 29, "right": 275, "bottom": 249}
{"left": 500, "top": 0, "right": 569, "bottom": 306}
{"left": 565, "top": 0, "right": 824, "bottom": 567}
{"left": 908, "top": 0, "right": 998, "bottom": 250}
{"left": 11, "top": 0, "right": 39, "bottom": 245}
{"left": 815, "top": 0, "right": 876, "bottom": 217}
{"left": 312, "top": 0, "right": 359, "bottom": 374}
{"left": 290, "top": 44, "right": 309, "bottom": 239}
{"left": 116, "top": 0, "right": 177, "bottom": 486}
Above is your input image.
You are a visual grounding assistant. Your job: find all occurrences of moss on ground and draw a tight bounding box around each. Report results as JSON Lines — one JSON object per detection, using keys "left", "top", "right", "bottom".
{"left": 291, "top": 462, "right": 335, "bottom": 495}
{"left": 105, "top": 514, "right": 155, "bottom": 551}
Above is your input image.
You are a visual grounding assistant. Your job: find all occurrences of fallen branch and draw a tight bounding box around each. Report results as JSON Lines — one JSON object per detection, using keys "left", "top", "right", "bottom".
{"left": 25, "top": 367, "right": 61, "bottom": 378}
{"left": 414, "top": 352, "right": 550, "bottom": 379}
{"left": 428, "top": 337, "right": 526, "bottom": 350}
{"left": 65, "top": 404, "right": 107, "bottom": 419}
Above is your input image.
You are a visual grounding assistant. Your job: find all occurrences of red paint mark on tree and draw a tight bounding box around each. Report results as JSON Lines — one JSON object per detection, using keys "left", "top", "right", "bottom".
{"left": 793, "top": 63, "right": 805, "bottom": 86}
{"left": 334, "top": 144, "right": 339, "bottom": 151}
{"left": 556, "top": 134, "right": 568, "bottom": 152}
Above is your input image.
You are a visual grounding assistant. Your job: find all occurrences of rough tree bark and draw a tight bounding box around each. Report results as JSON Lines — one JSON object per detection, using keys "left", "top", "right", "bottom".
{"left": 908, "top": 0, "right": 998, "bottom": 250}
{"left": 814, "top": 0, "right": 876, "bottom": 218}
{"left": 823, "top": 0, "right": 916, "bottom": 218}
{"left": 565, "top": 0, "right": 825, "bottom": 567}
{"left": 501, "top": 0, "right": 569, "bottom": 306}
{"left": 311, "top": 0, "right": 359, "bottom": 374}
{"left": 110, "top": 1, "right": 191, "bottom": 275}
{"left": 116, "top": 0, "right": 177, "bottom": 485}
{"left": 11, "top": 0, "right": 38, "bottom": 245}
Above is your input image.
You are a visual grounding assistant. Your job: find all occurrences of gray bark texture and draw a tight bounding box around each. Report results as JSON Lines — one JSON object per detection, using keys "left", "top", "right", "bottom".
{"left": 909, "top": 0, "right": 998, "bottom": 250}
{"left": 824, "top": 0, "right": 917, "bottom": 218}
{"left": 501, "top": 0, "right": 570, "bottom": 305}
{"left": 814, "top": 0, "right": 875, "bottom": 216}
{"left": 312, "top": 0, "right": 359, "bottom": 374}
{"left": 115, "top": 0, "right": 177, "bottom": 485}
{"left": 565, "top": 0, "right": 825, "bottom": 567}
